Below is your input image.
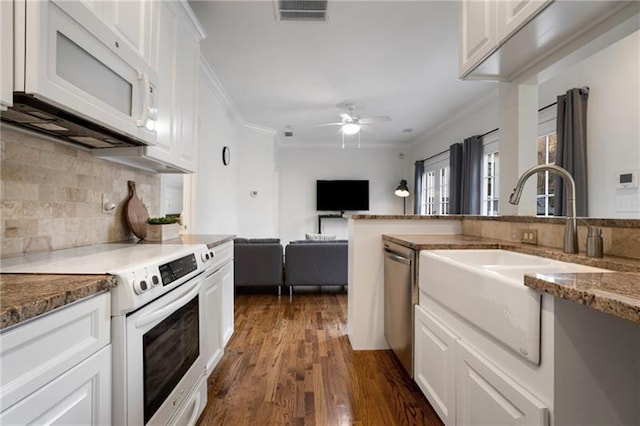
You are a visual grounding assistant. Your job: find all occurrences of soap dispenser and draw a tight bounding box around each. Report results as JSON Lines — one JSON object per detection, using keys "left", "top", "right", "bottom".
{"left": 586, "top": 227, "right": 603, "bottom": 258}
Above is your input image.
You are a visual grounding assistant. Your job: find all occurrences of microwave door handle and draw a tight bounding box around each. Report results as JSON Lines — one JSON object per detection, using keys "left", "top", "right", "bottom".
{"left": 134, "top": 278, "right": 200, "bottom": 329}
{"left": 136, "top": 71, "right": 150, "bottom": 127}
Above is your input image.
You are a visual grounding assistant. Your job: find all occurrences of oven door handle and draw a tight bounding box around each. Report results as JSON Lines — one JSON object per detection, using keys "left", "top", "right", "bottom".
{"left": 135, "top": 279, "right": 200, "bottom": 329}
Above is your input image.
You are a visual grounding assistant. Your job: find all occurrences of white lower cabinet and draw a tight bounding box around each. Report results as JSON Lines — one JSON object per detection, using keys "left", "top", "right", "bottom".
{"left": 415, "top": 304, "right": 457, "bottom": 426}
{"left": 0, "top": 346, "right": 111, "bottom": 425}
{"left": 203, "top": 265, "right": 224, "bottom": 373}
{"left": 0, "top": 293, "right": 111, "bottom": 425}
{"left": 220, "top": 260, "right": 235, "bottom": 346}
{"left": 456, "top": 340, "right": 548, "bottom": 426}
{"left": 414, "top": 304, "right": 548, "bottom": 426}
{"left": 202, "top": 242, "right": 234, "bottom": 373}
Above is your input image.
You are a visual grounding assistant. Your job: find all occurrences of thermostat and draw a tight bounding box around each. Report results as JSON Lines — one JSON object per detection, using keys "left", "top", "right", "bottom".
{"left": 617, "top": 171, "right": 638, "bottom": 188}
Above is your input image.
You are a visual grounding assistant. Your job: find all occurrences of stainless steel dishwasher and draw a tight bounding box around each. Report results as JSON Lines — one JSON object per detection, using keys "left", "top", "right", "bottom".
{"left": 383, "top": 240, "right": 418, "bottom": 377}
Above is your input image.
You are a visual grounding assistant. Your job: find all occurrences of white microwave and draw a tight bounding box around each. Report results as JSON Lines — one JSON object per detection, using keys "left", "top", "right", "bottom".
{"left": 3, "top": 0, "right": 157, "bottom": 149}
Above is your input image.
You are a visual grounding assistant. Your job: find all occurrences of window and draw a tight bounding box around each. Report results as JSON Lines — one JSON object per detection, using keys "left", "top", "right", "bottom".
{"left": 424, "top": 171, "right": 436, "bottom": 215}
{"left": 536, "top": 133, "right": 557, "bottom": 216}
{"left": 481, "top": 133, "right": 499, "bottom": 216}
{"left": 537, "top": 108, "right": 557, "bottom": 216}
{"left": 439, "top": 166, "right": 450, "bottom": 214}
{"left": 421, "top": 154, "right": 449, "bottom": 215}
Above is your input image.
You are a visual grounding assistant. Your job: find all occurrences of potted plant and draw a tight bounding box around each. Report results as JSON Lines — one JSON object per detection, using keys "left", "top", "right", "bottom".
{"left": 146, "top": 216, "right": 181, "bottom": 241}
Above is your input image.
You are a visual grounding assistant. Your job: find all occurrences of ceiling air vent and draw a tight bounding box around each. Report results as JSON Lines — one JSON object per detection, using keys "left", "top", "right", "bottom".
{"left": 276, "top": 0, "right": 328, "bottom": 22}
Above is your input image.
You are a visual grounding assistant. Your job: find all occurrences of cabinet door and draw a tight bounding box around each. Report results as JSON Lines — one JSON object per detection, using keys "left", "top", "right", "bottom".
{"left": 0, "top": 293, "right": 110, "bottom": 410}
{"left": 414, "top": 305, "right": 457, "bottom": 426}
{"left": 149, "top": 1, "right": 178, "bottom": 159}
{"left": 459, "top": 0, "right": 497, "bottom": 77}
{"left": 0, "top": 345, "right": 111, "bottom": 425}
{"left": 173, "top": 15, "right": 200, "bottom": 172}
{"left": 456, "top": 340, "right": 548, "bottom": 426}
{"left": 102, "top": 0, "right": 154, "bottom": 65}
{"left": 220, "top": 261, "right": 235, "bottom": 347}
{"left": 203, "top": 267, "right": 223, "bottom": 373}
{"left": 1, "top": 0, "right": 13, "bottom": 110}
{"left": 497, "top": 0, "right": 551, "bottom": 41}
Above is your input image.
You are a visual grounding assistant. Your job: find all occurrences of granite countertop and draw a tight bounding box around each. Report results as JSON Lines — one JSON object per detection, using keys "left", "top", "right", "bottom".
{"left": 352, "top": 214, "right": 640, "bottom": 228}
{"left": 383, "top": 234, "right": 640, "bottom": 325}
{"left": 0, "top": 274, "right": 116, "bottom": 331}
{"left": 0, "top": 235, "right": 235, "bottom": 330}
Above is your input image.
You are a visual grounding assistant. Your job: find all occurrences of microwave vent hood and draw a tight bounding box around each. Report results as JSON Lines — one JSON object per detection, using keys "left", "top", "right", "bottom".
{"left": 0, "top": 93, "right": 147, "bottom": 150}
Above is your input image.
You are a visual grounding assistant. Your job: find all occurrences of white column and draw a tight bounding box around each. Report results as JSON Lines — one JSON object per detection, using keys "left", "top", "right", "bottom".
{"left": 498, "top": 82, "right": 539, "bottom": 215}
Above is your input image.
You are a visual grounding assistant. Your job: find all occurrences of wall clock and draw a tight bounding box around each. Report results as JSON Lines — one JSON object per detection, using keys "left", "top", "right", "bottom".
{"left": 222, "top": 146, "right": 230, "bottom": 166}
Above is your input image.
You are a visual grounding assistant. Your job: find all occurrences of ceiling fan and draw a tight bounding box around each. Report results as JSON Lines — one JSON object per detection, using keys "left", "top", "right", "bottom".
{"left": 318, "top": 102, "right": 391, "bottom": 147}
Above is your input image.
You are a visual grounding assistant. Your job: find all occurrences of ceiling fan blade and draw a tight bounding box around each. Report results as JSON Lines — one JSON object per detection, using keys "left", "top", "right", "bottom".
{"left": 339, "top": 112, "right": 353, "bottom": 122}
{"left": 358, "top": 116, "right": 391, "bottom": 124}
{"left": 314, "top": 122, "right": 344, "bottom": 127}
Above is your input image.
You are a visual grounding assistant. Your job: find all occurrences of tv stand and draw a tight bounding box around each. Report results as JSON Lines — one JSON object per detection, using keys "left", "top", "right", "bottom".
{"left": 318, "top": 213, "right": 345, "bottom": 234}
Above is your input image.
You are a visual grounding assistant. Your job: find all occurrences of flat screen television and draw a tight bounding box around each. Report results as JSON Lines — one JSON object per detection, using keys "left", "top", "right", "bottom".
{"left": 316, "top": 180, "right": 369, "bottom": 212}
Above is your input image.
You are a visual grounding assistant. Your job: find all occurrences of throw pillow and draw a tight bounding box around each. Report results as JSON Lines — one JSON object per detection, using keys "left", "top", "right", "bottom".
{"left": 305, "top": 233, "right": 336, "bottom": 241}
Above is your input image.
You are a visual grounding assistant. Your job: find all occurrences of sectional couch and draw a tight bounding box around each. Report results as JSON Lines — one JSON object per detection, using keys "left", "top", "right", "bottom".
{"left": 233, "top": 237, "right": 348, "bottom": 296}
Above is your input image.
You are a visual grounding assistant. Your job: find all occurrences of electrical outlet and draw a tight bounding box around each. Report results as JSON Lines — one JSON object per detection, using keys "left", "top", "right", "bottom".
{"left": 520, "top": 229, "right": 538, "bottom": 245}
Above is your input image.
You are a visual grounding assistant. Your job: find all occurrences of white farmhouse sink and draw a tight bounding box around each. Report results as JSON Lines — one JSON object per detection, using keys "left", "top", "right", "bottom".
{"left": 420, "top": 249, "right": 609, "bottom": 365}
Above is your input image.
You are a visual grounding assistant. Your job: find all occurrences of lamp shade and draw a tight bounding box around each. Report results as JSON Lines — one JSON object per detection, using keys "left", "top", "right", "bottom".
{"left": 394, "top": 179, "right": 410, "bottom": 197}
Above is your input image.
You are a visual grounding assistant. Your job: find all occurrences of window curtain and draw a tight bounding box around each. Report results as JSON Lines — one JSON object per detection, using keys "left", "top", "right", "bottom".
{"left": 449, "top": 136, "right": 483, "bottom": 214}
{"left": 555, "top": 87, "right": 589, "bottom": 217}
{"left": 413, "top": 160, "right": 424, "bottom": 214}
{"left": 449, "top": 143, "right": 463, "bottom": 214}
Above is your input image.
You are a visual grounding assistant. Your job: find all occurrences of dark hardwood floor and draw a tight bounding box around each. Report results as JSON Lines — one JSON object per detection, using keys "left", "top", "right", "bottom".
{"left": 197, "top": 288, "right": 443, "bottom": 426}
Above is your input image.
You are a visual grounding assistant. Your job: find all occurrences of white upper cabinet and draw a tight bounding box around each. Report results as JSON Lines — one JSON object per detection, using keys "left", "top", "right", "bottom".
{"left": 144, "top": 1, "right": 203, "bottom": 173}
{"left": 496, "top": 0, "right": 551, "bottom": 41}
{"left": 1, "top": 0, "right": 13, "bottom": 110}
{"left": 173, "top": 13, "right": 200, "bottom": 171}
{"left": 102, "top": 1, "right": 155, "bottom": 66}
{"left": 459, "top": 0, "right": 497, "bottom": 78}
{"left": 460, "top": 0, "right": 634, "bottom": 81}
{"left": 147, "top": 1, "right": 178, "bottom": 161}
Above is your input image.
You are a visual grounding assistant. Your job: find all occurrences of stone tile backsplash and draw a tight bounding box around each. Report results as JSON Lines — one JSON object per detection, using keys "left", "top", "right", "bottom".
{"left": 1, "top": 126, "right": 160, "bottom": 258}
{"left": 461, "top": 218, "right": 640, "bottom": 261}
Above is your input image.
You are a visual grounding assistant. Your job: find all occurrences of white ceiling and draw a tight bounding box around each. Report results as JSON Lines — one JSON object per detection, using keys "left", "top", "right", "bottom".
{"left": 190, "top": 0, "right": 497, "bottom": 147}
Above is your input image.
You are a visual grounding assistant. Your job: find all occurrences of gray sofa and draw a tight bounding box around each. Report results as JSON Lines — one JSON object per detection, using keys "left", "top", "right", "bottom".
{"left": 284, "top": 240, "right": 348, "bottom": 295}
{"left": 234, "top": 238, "right": 284, "bottom": 295}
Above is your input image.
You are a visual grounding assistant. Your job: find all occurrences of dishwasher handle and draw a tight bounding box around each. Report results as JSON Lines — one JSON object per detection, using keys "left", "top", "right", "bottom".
{"left": 384, "top": 249, "right": 411, "bottom": 265}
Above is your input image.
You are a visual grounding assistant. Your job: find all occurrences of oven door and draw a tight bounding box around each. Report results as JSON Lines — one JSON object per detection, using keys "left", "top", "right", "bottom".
{"left": 123, "top": 275, "right": 205, "bottom": 425}
{"left": 16, "top": 0, "right": 157, "bottom": 143}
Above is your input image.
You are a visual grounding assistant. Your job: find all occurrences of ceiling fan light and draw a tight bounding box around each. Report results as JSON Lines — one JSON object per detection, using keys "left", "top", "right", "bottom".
{"left": 342, "top": 123, "right": 360, "bottom": 135}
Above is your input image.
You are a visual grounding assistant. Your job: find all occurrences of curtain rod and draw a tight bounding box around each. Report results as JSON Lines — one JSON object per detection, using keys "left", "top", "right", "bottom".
{"left": 539, "top": 101, "right": 557, "bottom": 113}
{"left": 419, "top": 128, "right": 498, "bottom": 163}
{"left": 419, "top": 95, "right": 576, "bottom": 163}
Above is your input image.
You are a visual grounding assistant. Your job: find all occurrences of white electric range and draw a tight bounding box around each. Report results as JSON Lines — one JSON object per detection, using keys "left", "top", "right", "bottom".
{"left": 1, "top": 243, "right": 217, "bottom": 425}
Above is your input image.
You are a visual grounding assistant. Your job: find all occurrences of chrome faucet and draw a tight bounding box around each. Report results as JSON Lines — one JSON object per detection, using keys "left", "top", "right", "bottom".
{"left": 509, "top": 164, "right": 578, "bottom": 254}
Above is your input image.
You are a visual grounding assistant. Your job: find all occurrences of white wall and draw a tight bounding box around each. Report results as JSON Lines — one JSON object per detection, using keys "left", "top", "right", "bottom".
{"left": 409, "top": 30, "right": 640, "bottom": 219}
{"left": 190, "top": 61, "right": 243, "bottom": 235}
{"left": 278, "top": 146, "right": 410, "bottom": 244}
{"left": 538, "top": 30, "right": 640, "bottom": 218}
{"left": 191, "top": 60, "right": 280, "bottom": 236}
{"left": 237, "top": 127, "right": 279, "bottom": 237}
{"left": 410, "top": 94, "right": 499, "bottom": 164}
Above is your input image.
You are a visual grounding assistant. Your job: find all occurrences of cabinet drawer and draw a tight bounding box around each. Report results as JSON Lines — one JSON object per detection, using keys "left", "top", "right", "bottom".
{"left": 0, "top": 292, "right": 110, "bottom": 410}
{"left": 456, "top": 340, "right": 548, "bottom": 426}
{"left": 0, "top": 345, "right": 111, "bottom": 425}
{"left": 208, "top": 241, "right": 233, "bottom": 273}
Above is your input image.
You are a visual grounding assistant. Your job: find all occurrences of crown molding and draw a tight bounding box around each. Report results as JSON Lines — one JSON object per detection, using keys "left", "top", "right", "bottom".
{"left": 199, "top": 56, "right": 277, "bottom": 135}
{"left": 243, "top": 122, "right": 277, "bottom": 135}
{"left": 410, "top": 89, "right": 499, "bottom": 146}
